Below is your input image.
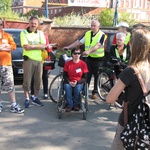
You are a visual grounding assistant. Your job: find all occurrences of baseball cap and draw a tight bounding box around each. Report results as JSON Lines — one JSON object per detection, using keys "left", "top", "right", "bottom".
{"left": 40, "top": 20, "right": 43, "bottom": 25}
{"left": 117, "top": 22, "right": 129, "bottom": 28}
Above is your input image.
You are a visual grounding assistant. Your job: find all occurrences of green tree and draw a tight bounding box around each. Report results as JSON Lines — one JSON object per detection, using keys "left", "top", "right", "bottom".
{"left": 0, "top": 0, "right": 12, "bottom": 13}
{"left": 98, "top": 8, "right": 114, "bottom": 27}
{"left": 119, "top": 12, "right": 137, "bottom": 26}
{"left": 22, "top": 9, "right": 39, "bottom": 17}
{"left": 98, "top": 8, "right": 137, "bottom": 27}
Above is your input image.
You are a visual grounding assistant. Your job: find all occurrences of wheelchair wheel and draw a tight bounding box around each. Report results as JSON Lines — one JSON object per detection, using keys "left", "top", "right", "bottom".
{"left": 57, "top": 79, "right": 65, "bottom": 119}
{"left": 49, "top": 73, "right": 63, "bottom": 103}
{"left": 81, "top": 83, "right": 88, "bottom": 120}
{"left": 84, "top": 83, "right": 89, "bottom": 112}
{"left": 97, "top": 71, "right": 111, "bottom": 101}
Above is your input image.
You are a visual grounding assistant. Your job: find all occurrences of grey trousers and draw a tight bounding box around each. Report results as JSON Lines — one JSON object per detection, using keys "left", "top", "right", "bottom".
{"left": 111, "top": 123, "right": 125, "bottom": 150}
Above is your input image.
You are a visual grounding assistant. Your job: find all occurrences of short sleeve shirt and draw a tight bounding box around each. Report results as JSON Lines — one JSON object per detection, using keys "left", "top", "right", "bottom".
{"left": 118, "top": 67, "right": 143, "bottom": 126}
{"left": 63, "top": 60, "right": 88, "bottom": 82}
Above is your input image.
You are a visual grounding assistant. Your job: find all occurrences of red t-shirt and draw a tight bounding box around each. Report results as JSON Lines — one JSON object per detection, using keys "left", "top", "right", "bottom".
{"left": 63, "top": 60, "right": 88, "bottom": 82}
{"left": 44, "top": 33, "right": 52, "bottom": 52}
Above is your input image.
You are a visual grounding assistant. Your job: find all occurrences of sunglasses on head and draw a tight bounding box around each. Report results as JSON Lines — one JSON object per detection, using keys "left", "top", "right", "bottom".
{"left": 73, "top": 52, "right": 81, "bottom": 55}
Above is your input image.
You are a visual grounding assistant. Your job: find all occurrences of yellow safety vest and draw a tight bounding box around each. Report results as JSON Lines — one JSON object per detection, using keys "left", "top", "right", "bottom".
{"left": 85, "top": 30, "right": 107, "bottom": 58}
{"left": 115, "top": 48, "right": 128, "bottom": 62}
{"left": 125, "top": 33, "right": 131, "bottom": 45}
{"left": 20, "top": 30, "right": 45, "bottom": 61}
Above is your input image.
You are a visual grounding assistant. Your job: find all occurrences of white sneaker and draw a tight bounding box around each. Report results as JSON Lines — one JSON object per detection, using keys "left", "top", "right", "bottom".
{"left": 11, "top": 104, "right": 24, "bottom": 114}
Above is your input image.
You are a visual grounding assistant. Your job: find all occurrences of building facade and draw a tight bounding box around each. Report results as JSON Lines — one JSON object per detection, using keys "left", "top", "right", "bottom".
{"left": 11, "top": 0, "right": 150, "bottom": 22}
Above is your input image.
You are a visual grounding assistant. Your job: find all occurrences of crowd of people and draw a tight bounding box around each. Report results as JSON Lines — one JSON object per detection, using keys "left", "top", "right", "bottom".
{"left": 0, "top": 15, "right": 149, "bottom": 149}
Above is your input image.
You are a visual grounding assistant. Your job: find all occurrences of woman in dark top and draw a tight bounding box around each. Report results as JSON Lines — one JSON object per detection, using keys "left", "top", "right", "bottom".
{"left": 106, "top": 28, "right": 150, "bottom": 149}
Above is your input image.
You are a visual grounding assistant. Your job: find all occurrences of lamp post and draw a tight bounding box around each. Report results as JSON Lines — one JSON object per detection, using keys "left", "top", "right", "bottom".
{"left": 45, "top": 0, "right": 49, "bottom": 18}
{"left": 113, "top": 0, "right": 119, "bottom": 27}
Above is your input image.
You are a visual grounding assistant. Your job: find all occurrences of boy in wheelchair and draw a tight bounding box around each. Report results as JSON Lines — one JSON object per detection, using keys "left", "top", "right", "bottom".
{"left": 63, "top": 47, "right": 88, "bottom": 112}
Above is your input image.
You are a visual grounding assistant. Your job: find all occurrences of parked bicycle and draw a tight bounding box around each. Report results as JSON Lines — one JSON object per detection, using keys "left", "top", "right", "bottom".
{"left": 97, "top": 57, "right": 128, "bottom": 101}
{"left": 49, "top": 49, "right": 72, "bottom": 103}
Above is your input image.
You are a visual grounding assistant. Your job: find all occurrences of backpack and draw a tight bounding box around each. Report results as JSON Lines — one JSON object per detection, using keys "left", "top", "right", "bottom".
{"left": 120, "top": 66, "right": 150, "bottom": 150}
{"left": 43, "top": 49, "right": 56, "bottom": 70}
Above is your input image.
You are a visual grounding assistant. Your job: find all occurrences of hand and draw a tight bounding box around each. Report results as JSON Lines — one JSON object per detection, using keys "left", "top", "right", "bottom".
{"left": 23, "top": 44, "right": 33, "bottom": 50}
{"left": 46, "top": 44, "right": 52, "bottom": 49}
{"left": 23, "top": 44, "right": 29, "bottom": 50}
{"left": 83, "top": 50, "right": 90, "bottom": 56}
{"left": 70, "top": 80, "right": 77, "bottom": 87}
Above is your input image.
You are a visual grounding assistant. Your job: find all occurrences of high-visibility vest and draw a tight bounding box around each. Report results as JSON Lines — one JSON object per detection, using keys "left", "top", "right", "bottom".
{"left": 115, "top": 47, "right": 128, "bottom": 62}
{"left": 125, "top": 33, "right": 131, "bottom": 45}
{"left": 85, "top": 30, "right": 107, "bottom": 58}
{"left": 21, "top": 30, "right": 45, "bottom": 61}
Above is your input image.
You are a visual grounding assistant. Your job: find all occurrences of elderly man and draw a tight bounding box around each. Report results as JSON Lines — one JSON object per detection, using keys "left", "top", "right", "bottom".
{"left": 20, "top": 16, "right": 46, "bottom": 108}
{"left": 64, "top": 20, "right": 107, "bottom": 99}
{"left": 0, "top": 18, "right": 24, "bottom": 113}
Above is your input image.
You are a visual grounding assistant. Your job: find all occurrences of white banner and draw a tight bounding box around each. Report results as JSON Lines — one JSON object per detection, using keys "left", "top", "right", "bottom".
{"left": 68, "top": 0, "right": 108, "bottom": 7}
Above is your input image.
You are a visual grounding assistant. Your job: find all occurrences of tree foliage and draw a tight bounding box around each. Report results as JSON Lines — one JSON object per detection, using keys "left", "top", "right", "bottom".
{"left": 53, "top": 12, "right": 97, "bottom": 27}
{"left": 0, "top": 0, "right": 12, "bottom": 12}
{"left": 98, "top": 9, "right": 114, "bottom": 27}
{"left": 98, "top": 8, "right": 137, "bottom": 27}
{"left": 20, "top": 9, "right": 39, "bottom": 18}
{"left": 119, "top": 12, "right": 137, "bottom": 26}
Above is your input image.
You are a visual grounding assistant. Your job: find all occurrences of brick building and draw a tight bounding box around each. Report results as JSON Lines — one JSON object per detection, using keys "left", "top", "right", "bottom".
{"left": 11, "top": 0, "right": 150, "bottom": 22}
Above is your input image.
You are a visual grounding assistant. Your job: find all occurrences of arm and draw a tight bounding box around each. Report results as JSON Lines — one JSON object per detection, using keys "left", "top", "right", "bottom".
{"left": 83, "top": 34, "right": 106, "bottom": 56}
{"left": 20, "top": 31, "right": 46, "bottom": 51}
{"left": 0, "top": 33, "right": 16, "bottom": 51}
{"left": 106, "top": 79, "right": 126, "bottom": 104}
{"left": 63, "top": 71, "right": 70, "bottom": 84}
{"left": 83, "top": 43, "right": 102, "bottom": 55}
{"left": 0, "top": 44, "right": 12, "bottom": 51}
{"left": 23, "top": 44, "right": 45, "bottom": 51}
{"left": 77, "top": 73, "right": 88, "bottom": 84}
{"left": 64, "top": 40, "right": 82, "bottom": 50}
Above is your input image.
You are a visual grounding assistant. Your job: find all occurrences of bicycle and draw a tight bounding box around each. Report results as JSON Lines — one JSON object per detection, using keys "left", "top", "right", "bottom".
{"left": 97, "top": 57, "right": 127, "bottom": 101}
{"left": 49, "top": 49, "right": 72, "bottom": 103}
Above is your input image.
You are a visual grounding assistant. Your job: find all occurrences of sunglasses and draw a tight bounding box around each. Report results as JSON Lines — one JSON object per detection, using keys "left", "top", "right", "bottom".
{"left": 73, "top": 52, "right": 81, "bottom": 55}
{"left": 0, "top": 24, "right": 3, "bottom": 26}
{"left": 40, "top": 23, "right": 43, "bottom": 25}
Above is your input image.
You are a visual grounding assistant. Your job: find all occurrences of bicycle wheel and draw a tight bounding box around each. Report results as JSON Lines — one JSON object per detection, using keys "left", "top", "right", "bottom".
{"left": 97, "top": 71, "right": 112, "bottom": 101}
{"left": 49, "top": 73, "right": 63, "bottom": 103}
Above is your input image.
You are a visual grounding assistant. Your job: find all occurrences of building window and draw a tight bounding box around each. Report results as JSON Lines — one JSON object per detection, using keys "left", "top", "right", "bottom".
{"left": 20, "top": 9, "right": 22, "bottom": 13}
{"left": 51, "top": 9, "right": 53, "bottom": 14}
{"left": 54, "top": 9, "right": 57, "bottom": 14}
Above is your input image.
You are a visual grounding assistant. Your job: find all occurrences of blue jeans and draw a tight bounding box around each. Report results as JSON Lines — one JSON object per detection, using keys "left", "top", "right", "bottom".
{"left": 63, "top": 83, "right": 83, "bottom": 108}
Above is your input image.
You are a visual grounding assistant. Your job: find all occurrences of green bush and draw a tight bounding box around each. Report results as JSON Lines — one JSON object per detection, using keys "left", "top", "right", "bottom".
{"left": 98, "top": 8, "right": 137, "bottom": 27}
{"left": 52, "top": 12, "right": 97, "bottom": 27}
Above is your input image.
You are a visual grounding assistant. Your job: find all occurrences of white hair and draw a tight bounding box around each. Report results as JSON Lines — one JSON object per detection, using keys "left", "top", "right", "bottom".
{"left": 116, "top": 32, "right": 126, "bottom": 41}
{"left": 91, "top": 19, "right": 100, "bottom": 27}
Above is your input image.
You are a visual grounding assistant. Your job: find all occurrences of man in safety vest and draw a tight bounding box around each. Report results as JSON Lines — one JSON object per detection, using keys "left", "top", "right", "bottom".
{"left": 64, "top": 20, "right": 107, "bottom": 99}
{"left": 20, "top": 16, "right": 46, "bottom": 108}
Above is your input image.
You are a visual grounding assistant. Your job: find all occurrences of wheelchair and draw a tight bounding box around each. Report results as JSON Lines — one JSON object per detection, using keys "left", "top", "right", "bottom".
{"left": 56, "top": 78, "right": 89, "bottom": 120}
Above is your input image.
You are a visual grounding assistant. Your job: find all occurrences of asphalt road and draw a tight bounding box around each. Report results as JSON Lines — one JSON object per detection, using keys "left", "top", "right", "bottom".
{"left": 0, "top": 66, "right": 121, "bottom": 150}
